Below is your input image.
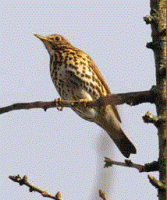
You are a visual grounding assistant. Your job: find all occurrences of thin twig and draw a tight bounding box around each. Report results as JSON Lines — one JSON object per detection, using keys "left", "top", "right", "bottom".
{"left": 142, "top": 111, "right": 166, "bottom": 127}
{"left": 8, "top": 174, "right": 64, "bottom": 200}
{"left": 104, "top": 158, "right": 159, "bottom": 172}
{"left": 99, "top": 189, "right": 109, "bottom": 200}
{"left": 148, "top": 174, "right": 166, "bottom": 191}
{"left": 104, "top": 157, "right": 143, "bottom": 170}
{"left": 138, "top": 161, "right": 159, "bottom": 172}
{"left": 0, "top": 89, "right": 155, "bottom": 115}
{"left": 143, "top": 15, "right": 155, "bottom": 24}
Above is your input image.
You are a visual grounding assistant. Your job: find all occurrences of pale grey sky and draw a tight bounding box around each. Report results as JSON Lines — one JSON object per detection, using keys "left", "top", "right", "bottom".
{"left": 1, "top": 1, "right": 158, "bottom": 199}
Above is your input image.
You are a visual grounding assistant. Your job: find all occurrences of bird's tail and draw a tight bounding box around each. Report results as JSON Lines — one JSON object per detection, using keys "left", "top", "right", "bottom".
{"left": 109, "top": 128, "right": 136, "bottom": 158}
{"left": 96, "top": 108, "right": 136, "bottom": 158}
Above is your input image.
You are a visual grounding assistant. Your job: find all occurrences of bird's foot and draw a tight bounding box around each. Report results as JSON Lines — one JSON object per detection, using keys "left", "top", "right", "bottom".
{"left": 77, "top": 99, "right": 88, "bottom": 109}
{"left": 55, "top": 98, "right": 64, "bottom": 111}
{"left": 57, "top": 107, "right": 64, "bottom": 111}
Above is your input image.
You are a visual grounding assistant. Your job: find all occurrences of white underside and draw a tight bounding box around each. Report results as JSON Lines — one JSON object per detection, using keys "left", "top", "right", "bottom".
{"left": 70, "top": 89, "right": 97, "bottom": 121}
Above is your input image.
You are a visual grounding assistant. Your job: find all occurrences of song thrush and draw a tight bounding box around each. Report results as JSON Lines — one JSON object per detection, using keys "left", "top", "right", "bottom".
{"left": 34, "top": 33, "right": 136, "bottom": 158}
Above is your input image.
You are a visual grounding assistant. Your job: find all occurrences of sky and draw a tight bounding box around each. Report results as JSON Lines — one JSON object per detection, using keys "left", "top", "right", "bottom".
{"left": 1, "top": 1, "right": 158, "bottom": 200}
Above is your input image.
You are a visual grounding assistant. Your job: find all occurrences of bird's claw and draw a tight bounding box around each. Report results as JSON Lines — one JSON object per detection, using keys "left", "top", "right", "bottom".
{"left": 55, "top": 98, "right": 64, "bottom": 111}
{"left": 57, "top": 107, "right": 64, "bottom": 111}
{"left": 78, "top": 99, "right": 88, "bottom": 109}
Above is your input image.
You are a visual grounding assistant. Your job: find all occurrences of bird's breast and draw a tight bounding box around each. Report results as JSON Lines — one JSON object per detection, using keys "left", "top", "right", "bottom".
{"left": 50, "top": 49, "right": 107, "bottom": 101}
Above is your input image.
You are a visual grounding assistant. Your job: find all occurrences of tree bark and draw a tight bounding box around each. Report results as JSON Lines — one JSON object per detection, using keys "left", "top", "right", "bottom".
{"left": 149, "top": 0, "right": 166, "bottom": 199}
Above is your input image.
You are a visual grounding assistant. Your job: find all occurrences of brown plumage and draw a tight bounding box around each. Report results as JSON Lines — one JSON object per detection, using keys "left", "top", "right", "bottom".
{"left": 34, "top": 33, "right": 136, "bottom": 158}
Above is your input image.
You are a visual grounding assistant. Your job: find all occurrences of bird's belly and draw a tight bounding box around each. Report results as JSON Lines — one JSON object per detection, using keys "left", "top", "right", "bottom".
{"left": 64, "top": 86, "right": 97, "bottom": 121}
{"left": 53, "top": 77, "right": 97, "bottom": 121}
{"left": 51, "top": 66, "right": 100, "bottom": 121}
{"left": 70, "top": 88, "right": 97, "bottom": 121}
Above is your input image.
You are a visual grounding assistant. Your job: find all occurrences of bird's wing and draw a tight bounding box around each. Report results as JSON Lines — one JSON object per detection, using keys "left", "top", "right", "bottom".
{"left": 86, "top": 53, "right": 122, "bottom": 122}
{"left": 65, "top": 70, "right": 82, "bottom": 87}
{"left": 111, "top": 105, "right": 121, "bottom": 122}
{"left": 66, "top": 48, "right": 121, "bottom": 122}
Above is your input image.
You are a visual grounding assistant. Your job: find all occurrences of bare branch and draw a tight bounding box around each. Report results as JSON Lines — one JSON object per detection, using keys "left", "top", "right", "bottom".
{"left": 104, "top": 158, "right": 159, "bottom": 172}
{"left": 99, "top": 189, "right": 109, "bottom": 200}
{"left": 142, "top": 111, "right": 166, "bottom": 127}
{"left": 104, "top": 158, "right": 143, "bottom": 170}
{"left": 138, "top": 161, "right": 159, "bottom": 172}
{"left": 147, "top": 1, "right": 166, "bottom": 199}
{"left": 143, "top": 15, "right": 155, "bottom": 24}
{"left": 8, "top": 174, "right": 64, "bottom": 200}
{"left": 0, "top": 89, "right": 156, "bottom": 115}
{"left": 148, "top": 174, "right": 166, "bottom": 191}
{"left": 9, "top": 174, "right": 111, "bottom": 200}
{"left": 143, "top": 9, "right": 158, "bottom": 25}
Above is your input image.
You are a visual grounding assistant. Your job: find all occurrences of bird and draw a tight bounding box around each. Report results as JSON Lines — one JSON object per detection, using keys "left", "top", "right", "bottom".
{"left": 34, "top": 33, "right": 136, "bottom": 158}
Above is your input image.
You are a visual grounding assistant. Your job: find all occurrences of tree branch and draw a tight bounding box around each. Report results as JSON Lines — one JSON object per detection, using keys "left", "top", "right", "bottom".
{"left": 142, "top": 111, "right": 166, "bottom": 127}
{"left": 8, "top": 174, "right": 64, "bottom": 200}
{"left": 147, "top": 1, "right": 167, "bottom": 199}
{"left": 148, "top": 174, "right": 166, "bottom": 191}
{"left": 139, "top": 161, "right": 159, "bottom": 172}
{"left": 104, "top": 158, "right": 159, "bottom": 172}
{"left": 99, "top": 189, "right": 109, "bottom": 200}
{"left": 0, "top": 89, "right": 156, "bottom": 115}
{"left": 9, "top": 174, "right": 109, "bottom": 200}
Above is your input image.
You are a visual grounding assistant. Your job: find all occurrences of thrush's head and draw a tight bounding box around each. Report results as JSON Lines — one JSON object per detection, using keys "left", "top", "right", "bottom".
{"left": 34, "top": 34, "right": 72, "bottom": 55}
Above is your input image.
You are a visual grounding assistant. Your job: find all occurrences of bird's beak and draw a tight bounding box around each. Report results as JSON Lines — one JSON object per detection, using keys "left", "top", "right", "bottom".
{"left": 34, "top": 34, "right": 48, "bottom": 42}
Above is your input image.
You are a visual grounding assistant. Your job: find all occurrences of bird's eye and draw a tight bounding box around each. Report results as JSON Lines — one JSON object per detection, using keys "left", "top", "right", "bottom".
{"left": 55, "top": 36, "right": 61, "bottom": 41}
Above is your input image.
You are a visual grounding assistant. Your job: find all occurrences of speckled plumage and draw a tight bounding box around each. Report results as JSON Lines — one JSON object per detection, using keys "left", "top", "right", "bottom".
{"left": 35, "top": 33, "right": 136, "bottom": 158}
